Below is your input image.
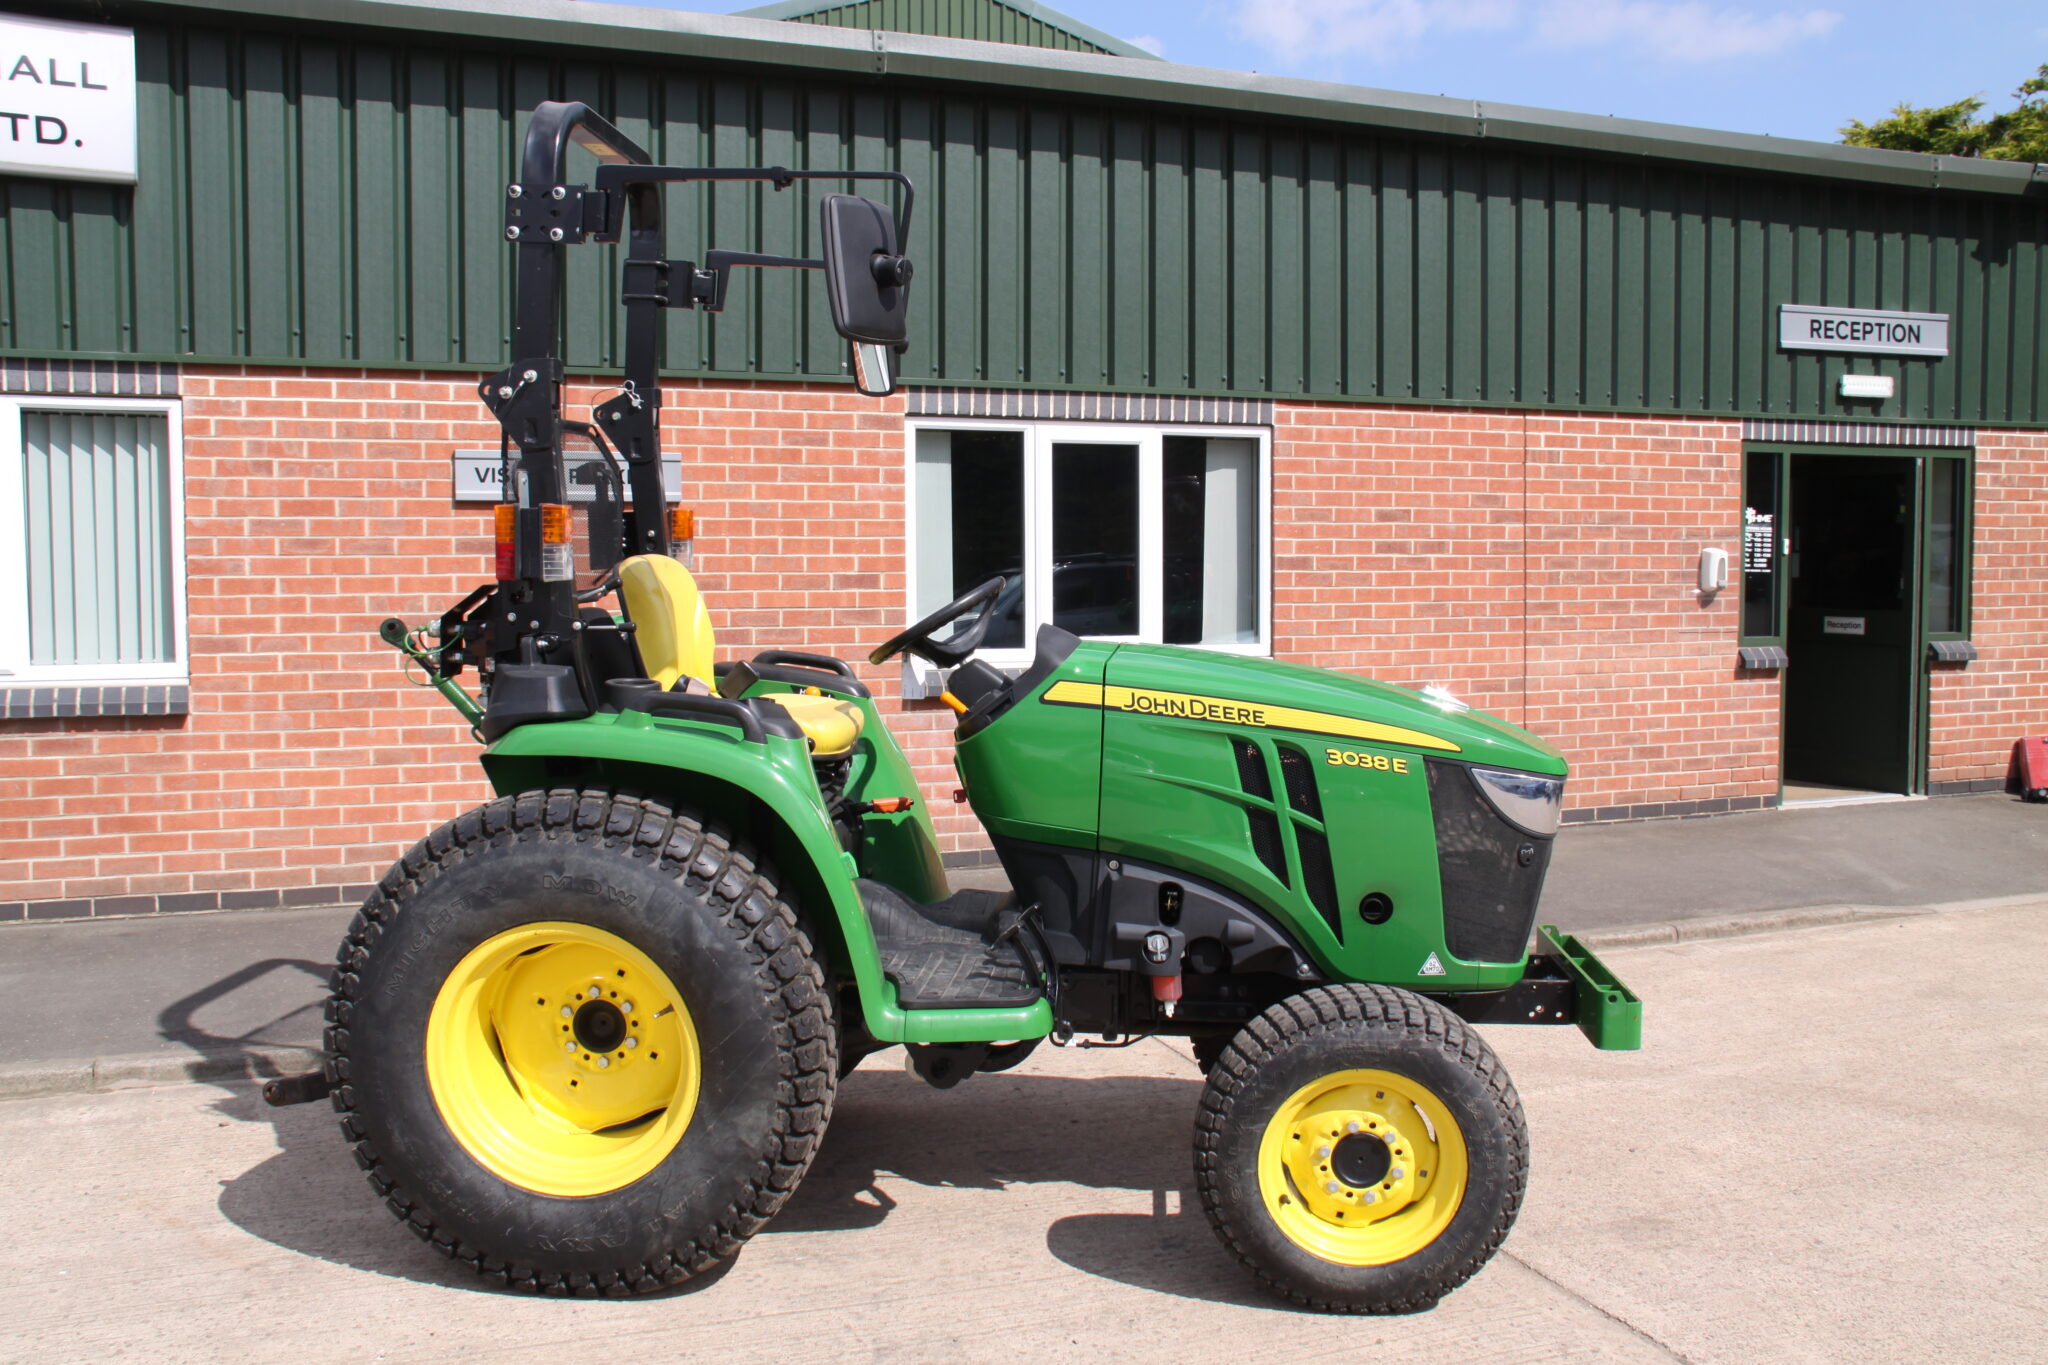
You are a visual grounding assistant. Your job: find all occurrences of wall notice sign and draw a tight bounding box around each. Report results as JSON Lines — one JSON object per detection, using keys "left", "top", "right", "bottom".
{"left": 0, "top": 14, "right": 136, "bottom": 183}
{"left": 1743, "top": 509, "right": 1775, "bottom": 573}
{"left": 1823, "top": 616, "right": 1866, "bottom": 636}
{"left": 1779, "top": 304, "right": 1948, "bottom": 357}
{"left": 453, "top": 449, "right": 681, "bottom": 503}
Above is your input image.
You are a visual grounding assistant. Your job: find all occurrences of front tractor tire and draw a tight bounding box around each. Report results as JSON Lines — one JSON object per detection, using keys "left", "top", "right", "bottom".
{"left": 1194, "top": 985, "right": 1528, "bottom": 1313}
{"left": 324, "top": 789, "right": 835, "bottom": 1295}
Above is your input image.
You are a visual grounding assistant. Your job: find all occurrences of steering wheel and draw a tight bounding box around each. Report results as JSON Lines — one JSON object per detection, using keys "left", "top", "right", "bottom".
{"left": 868, "top": 576, "right": 1007, "bottom": 668}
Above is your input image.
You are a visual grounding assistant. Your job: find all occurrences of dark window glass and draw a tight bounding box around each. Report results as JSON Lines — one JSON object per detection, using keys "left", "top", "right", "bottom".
{"left": 1051, "top": 442, "right": 1139, "bottom": 636}
{"left": 1742, "top": 452, "right": 1781, "bottom": 639}
{"left": 1925, "top": 458, "right": 1964, "bottom": 634}
{"left": 1789, "top": 457, "right": 1912, "bottom": 613}
{"left": 915, "top": 429, "right": 1024, "bottom": 649}
{"left": 1163, "top": 436, "right": 1259, "bottom": 645}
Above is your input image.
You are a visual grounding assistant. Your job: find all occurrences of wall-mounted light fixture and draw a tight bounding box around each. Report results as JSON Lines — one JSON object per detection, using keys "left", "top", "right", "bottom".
{"left": 1839, "top": 373, "right": 1896, "bottom": 400}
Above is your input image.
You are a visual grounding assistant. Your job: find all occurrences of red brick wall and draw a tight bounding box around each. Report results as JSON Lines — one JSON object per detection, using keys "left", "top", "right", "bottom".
{"left": 1929, "top": 430, "right": 2048, "bottom": 788}
{"left": 0, "top": 367, "right": 963, "bottom": 916}
{"left": 1, "top": 368, "right": 497, "bottom": 915}
{"left": 1272, "top": 404, "right": 1778, "bottom": 817}
{"left": 3, "top": 367, "right": 2042, "bottom": 918}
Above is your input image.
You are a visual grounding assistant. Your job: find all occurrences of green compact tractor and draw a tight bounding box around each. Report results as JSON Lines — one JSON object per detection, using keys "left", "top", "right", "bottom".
{"left": 277, "top": 102, "right": 1640, "bottom": 1313}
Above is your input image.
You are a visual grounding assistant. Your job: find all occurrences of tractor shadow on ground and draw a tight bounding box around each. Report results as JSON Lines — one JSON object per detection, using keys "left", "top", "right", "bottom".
{"left": 155, "top": 962, "right": 514, "bottom": 1294}
{"left": 209, "top": 1089, "right": 734, "bottom": 1299}
{"left": 195, "top": 999, "right": 1274, "bottom": 1308}
{"left": 775, "top": 1063, "right": 1287, "bottom": 1310}
{"left": 155, "top": 955, "right": 330, "bottom": 1083}
{"left": 162, "top": 961, "right": 724, "bottom": 1297}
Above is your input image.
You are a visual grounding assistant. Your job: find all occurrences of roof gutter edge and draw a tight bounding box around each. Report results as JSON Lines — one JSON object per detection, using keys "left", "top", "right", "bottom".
{"left": 117, "top": 0, "right": 2048, "bottom": 199}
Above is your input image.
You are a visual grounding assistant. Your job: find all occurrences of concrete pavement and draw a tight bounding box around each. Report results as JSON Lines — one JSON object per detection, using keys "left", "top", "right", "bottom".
{"left": 2, "top": 793, "right": 2045, "bottom": 1097}
{"left": 2, "top": 901, "right": 2044, "bottom": 1363}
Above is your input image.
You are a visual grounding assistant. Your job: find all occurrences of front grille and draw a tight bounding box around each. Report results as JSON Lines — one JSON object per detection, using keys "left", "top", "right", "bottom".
{"left": 1425, "top": 760, "right": 1554, "bottom": 963}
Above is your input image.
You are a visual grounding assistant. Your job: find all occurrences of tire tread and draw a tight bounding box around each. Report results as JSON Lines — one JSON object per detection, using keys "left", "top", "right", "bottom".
{"left": 1193, "top": 983, "right": 1528, "bottom": 1314}
{"left": 325, "top": 787, "right": 836, "bottom": 1295}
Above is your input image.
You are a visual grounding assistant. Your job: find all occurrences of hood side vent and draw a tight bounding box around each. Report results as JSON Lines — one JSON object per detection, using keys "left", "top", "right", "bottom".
{"left": 1277, "top": 745, "right": 1322, "bottom": 820}
{"left": 1232, "top": 739, "right": 1288, "bottom": 886}
{"left": 1280, "top": 744, "right": 1340, "bottom": 940}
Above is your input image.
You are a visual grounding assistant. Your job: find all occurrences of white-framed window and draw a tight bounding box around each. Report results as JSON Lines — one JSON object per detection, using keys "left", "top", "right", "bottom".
{"left": 905, "top": 418, "right": 1270, "bottom": 687}
{"left": 0, "top": 395, "right": 187, "bottom": 686}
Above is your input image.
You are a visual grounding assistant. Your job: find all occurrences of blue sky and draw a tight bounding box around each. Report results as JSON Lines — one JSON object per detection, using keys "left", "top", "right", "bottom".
{"left": 640, "top": 0, "right": 2048, "bottom": 145}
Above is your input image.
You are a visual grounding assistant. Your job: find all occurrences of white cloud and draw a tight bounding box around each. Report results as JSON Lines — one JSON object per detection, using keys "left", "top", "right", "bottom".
{"left": 1127, "top": 33, "right": 1167, "bottom": 56}
{"left": 1228, "top": 0, "right": 1518, "bottom": 66}
{"left": 1531, "top": 1, "right": 1841, "bottom": 62}
{"left": 1226, "top": 0, "right": 1840, "bottom": 67}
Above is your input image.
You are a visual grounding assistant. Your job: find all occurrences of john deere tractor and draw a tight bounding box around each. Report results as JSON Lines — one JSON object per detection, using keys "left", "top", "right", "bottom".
{"left": 279, "top": 102, "right": 1640, "bottom": 1313}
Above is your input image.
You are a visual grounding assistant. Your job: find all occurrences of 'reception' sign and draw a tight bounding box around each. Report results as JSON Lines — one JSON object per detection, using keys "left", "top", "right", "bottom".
{"left": 1778, "top": 303, "right": 1948, "bottom": 357}
{"left": 0, "top": 14, "right": 136, "bottom": 183}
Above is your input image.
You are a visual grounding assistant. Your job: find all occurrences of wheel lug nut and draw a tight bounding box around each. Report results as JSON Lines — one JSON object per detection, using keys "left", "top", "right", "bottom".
{"left": 625, "top": 1037, "right": 638, "bottom": 1049}
{"left": 1390, "top": 1167, "right": 1405, "bottom": 1181}
{"left": 1316, "top": 1145, "right": 1331, "bottom": 1158}
{"left": 564, "top": 1041, "right": 575, "bottom": 1052}
{"left": 560, "top": 1006, "right": 572, "bottom": 1018}
{"left": 1363, "top": 1191, "right": 1378, "bottom": 1204}
{"left": 587, "top": 986, "right": 600, "bottom": 999}
{"left": 1324, "top": 1181, "right": 1340, "bottom": 1194}
{"left": 1346, "top": 1120, "right": 1361, "bottom": 1134}
{"left": 621, "top": 1002, "right": 634, "bottom": 1015}
{"left": 597, "top": 1056, "right": 610, "bottom": 1068}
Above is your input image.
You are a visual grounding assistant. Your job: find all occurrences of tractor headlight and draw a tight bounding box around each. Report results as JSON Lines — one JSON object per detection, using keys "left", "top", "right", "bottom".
{"left": 1469, "top": 767, "right": 1565, "bottom": 838}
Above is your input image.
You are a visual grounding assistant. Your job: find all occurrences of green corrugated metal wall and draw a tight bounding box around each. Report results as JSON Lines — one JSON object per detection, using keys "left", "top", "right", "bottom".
{"left": 1, "top": 18, "right": 2044, "bottom": 426}
{"left": 771, "top": 0, "right": 1117, "bottom": 54}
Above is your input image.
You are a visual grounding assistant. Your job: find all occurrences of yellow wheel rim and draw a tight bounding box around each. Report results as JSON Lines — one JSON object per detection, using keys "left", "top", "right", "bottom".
{"left": 425, "top": 922, "right": 701, "bottom": 1198}
{"left": 1255, "top": 1067, "right": 1468, "bottom": 1267}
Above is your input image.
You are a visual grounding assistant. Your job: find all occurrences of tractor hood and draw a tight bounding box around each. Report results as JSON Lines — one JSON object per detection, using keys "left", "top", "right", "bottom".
{"left": 1099, "top": 644, "right": 1567, "bottom": 777}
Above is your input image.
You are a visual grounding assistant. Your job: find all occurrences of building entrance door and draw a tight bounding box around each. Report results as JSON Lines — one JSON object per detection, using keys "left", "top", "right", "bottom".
{"left": 1781, "top": 454, "right": 1919, "bottom": 796}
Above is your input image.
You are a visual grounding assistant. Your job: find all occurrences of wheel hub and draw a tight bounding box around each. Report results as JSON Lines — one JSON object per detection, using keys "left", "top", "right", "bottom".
{"left": 1283, "top": 1106, "right": 1422, "bottom": 1224}
{"left": 1331, "top": 1131, "right": 1393, "bottom": 1189}
{"left": 573, "top": 998, "right": 628, "bottom": 1054}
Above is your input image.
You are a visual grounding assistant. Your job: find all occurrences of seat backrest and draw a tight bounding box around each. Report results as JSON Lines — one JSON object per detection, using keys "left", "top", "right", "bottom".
{"left": 618, "top": 554, "right": 716, "bottom": 690}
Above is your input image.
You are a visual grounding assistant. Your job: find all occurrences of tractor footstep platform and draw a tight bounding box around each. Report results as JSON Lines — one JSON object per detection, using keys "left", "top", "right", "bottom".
{"left": 856, "top": 880, "right": 1043, "bottom": 1009}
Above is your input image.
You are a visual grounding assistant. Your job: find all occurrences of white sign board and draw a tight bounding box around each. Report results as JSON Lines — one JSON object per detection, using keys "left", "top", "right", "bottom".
{"left": 453, "top": 450, "right": 682, "bottom": 503}
{"left": 1779, "top": 304, "right": 1948, "bottom": 357}
{"left": 0, "top": 14, "right": 136, "bottom": 183}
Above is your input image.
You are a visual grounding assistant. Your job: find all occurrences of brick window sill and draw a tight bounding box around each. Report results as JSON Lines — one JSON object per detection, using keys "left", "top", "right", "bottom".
{"left": 0, "top": 683, "right": 190, "bottom": 719}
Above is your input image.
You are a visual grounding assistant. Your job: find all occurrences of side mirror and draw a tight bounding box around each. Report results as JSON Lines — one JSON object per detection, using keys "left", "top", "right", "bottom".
{"left": 820, "top": 192, "right": 911, "bottom": 348}
{"left": 849, "top": 342, "right": 900, "bottom": 398}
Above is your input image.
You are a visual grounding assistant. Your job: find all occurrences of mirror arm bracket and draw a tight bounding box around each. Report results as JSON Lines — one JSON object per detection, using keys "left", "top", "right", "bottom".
{"left": 620, "top": 257, "right": 673, "bottom": 307}
{"left": 697, "top": 249, "right": 827, "bottom": 313}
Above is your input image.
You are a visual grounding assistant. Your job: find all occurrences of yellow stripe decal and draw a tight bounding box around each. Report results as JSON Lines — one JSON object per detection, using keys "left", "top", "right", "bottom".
{"left": 1041, "top": 680, "right": 1461, "bottom": 754}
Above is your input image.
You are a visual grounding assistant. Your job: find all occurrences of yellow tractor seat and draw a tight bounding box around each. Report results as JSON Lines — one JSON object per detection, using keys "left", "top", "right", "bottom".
{"left": 761, "top": 693, "right": 864, "bottom": 759}
{"left": 617, "top": 553, "right": 865, "bottom": 759}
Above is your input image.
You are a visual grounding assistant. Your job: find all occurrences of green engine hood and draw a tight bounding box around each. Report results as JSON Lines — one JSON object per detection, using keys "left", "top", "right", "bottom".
{"left": 1102, "top": 645, "right": 1567, "bottom": 777}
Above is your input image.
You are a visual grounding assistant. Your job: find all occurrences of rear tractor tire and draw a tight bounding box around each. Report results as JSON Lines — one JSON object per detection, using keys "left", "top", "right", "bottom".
{"left": 324, "top": 788, "right": 836, "bottom": 1295}
{"left": 1194, "top": 984, "right": 1527, "bottom": 1313}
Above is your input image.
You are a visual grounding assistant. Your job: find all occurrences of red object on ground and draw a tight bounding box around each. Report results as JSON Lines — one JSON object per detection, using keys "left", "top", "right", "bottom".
{"left": 2007, "top": 737, "right": 2048, "bottom": 801}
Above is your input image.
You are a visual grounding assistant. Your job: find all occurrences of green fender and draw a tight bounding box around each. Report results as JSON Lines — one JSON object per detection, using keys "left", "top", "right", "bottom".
{"left": 478, "top": 709, "right": 1051, "bottom": 1045}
